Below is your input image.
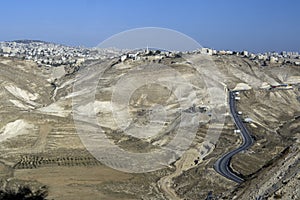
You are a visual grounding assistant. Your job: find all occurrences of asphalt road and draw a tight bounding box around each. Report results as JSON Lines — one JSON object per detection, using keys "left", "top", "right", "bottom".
{"left": 213, "top": 91, "right": 254, "bottom": 183}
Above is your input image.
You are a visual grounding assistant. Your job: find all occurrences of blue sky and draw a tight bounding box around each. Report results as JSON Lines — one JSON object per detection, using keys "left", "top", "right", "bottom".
{"left": 0, "top": 0, "right": 299, "bottom": 53}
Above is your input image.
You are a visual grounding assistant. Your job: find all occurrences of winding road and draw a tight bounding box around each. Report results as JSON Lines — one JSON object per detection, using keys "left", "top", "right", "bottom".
{"left": 213, "top": 91, "right": 254, "bottom": 183}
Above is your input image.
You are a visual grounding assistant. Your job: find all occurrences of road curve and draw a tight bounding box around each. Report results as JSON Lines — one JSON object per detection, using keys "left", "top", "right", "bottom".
{"left": 213, "top": 91, "right": 254, "bottom": 183}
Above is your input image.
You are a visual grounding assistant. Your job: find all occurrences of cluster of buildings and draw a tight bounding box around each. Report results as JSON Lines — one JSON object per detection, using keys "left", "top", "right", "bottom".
{"left": 198, "top": 48, "right": 300, "bottom": 66}
{"left": 0, "top": 40, "right": 119, "bottom": 67}
{"left": 0, "top": 40, "right": 299, "bottom": 67}
{"left": 119, "top": 47, "right": 179, "bottom": 63}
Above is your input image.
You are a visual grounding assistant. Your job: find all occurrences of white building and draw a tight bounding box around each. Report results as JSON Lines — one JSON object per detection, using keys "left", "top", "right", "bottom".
{"left": 234, "top": 130, "right": 241, "bottom": 134}
{"left": 235, "top": 96, "right": 241, "bottom": 100}
{"left": 244, "top": 118, "right": 252, "bottom": 123}
{"left": 269, "top": 56, "right": 278, "bottom": 63}
{"left": 2, "top": 46, "right": 11, "bottom": 54}
{"left": 242, "top": 51, "right": 249, "bottom": 57}
{"left": 120, "top": 55, "right": 127, "bottom": 62}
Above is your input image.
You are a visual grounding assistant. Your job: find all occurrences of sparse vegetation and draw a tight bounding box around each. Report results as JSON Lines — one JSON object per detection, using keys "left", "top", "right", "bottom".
{"left": 0, "top": 186, "right": 48, "bottom": 200}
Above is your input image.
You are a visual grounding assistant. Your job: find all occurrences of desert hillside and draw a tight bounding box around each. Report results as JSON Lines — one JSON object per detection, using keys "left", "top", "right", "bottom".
{"left": 0, "top": 50, "right": 299, "bottom": 199}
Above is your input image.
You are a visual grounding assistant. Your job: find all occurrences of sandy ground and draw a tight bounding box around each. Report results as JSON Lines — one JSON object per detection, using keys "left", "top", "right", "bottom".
{"left": 14, "top": 166, "right": 134, "bottom": 200}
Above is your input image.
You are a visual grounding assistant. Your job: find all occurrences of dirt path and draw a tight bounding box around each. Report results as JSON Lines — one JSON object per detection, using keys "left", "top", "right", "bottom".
{"left": 158, "top": 150, "right": 199, "bottom": 200}
{"left": 158, "top": 165, "right": 181, "bottom": 200}
{"left": 30, "top": 124, "right": 51, "bottom": 153}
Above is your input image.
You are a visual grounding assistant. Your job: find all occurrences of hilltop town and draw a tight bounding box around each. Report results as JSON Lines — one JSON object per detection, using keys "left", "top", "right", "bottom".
{"left": 0, "top": 40, "right": 121, "bottom": 67}
{"left": 1, "top": 40, "right": 299, "bottom": 69}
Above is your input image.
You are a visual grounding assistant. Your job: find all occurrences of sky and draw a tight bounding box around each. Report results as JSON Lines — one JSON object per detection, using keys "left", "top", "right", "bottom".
{"left": 0, "top": 0, "right": 299, "bottom": 53}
